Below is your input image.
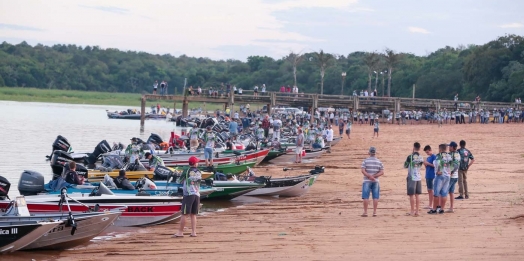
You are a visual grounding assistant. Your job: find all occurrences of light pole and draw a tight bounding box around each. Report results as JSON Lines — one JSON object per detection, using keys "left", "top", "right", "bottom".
{"left": 373, "top": 71, "right": 378, "bottom": 96}
{"left": 381, "top": 70, "right": 386, "bottom": 97}
{"left": 341, "top": 72, "right": 346, "bottom": 95}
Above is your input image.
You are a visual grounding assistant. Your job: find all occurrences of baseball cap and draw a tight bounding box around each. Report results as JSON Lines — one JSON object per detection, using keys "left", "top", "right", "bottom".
{"left": 369, "top": 146, "right": 376, "bottom": 154}
{"left": 448, "top": 141, "right": 458, "bottom": 148}
{"left": 144, "top": 152, "right": 151, "bottom": 158}
{"left": 130, "top": 137, "right": 137, "bottom": 141}
{"left": 188, "top": 156, "right": 199, "bottom": 166}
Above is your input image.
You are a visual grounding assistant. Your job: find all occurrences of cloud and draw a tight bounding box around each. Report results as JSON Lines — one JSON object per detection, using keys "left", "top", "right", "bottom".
{"left": 79, "top": 5, "right": 129, "bottom": 15}
{"left": 0, "top": 23, "right": 43, "bottom": 31}
{"left": 499, "top": 23, "right": 523, "bottom": 28}
{"left": 408, "top": 26, "right": 430, "bottom": 34}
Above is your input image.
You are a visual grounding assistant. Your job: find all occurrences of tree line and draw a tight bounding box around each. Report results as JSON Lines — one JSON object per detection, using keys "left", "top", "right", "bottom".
{"left": 0, "top": 34, "right": 523, "bottom": 102}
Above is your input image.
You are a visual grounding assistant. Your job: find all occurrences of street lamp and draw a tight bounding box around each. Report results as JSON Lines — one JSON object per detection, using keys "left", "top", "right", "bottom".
{"left": 341, "top": 72, "right": 347, "bottom": 95}
{"left": 380, "top": 70, "right": 387, "bottom": 97}
{"left": 373, "top": 71, "right": 379, "bottom": 96}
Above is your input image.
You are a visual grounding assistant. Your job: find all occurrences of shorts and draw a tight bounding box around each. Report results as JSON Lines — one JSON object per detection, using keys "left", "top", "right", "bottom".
{"left": 433, "top": 175, "right": 450, "bottom": 197}
{"left": 374, "top": 128, "right": 379, "bottom": 133}
{"left": 295, "top": 146, "right": 303, "bottom": 155}
{"left": 181, "top": 195, "right": 200, "bottom": 215}
{"left": 190, "top": 139, "right": 199, "bottom": 148}
{"left": 345, "top": 129, "right": 350, "bottom": 134}
{"left": 407, "top": 178, "right": 422, "bottom": 195}
{"left": 449, "top": 178, "right": 458, "bottom": 193}
{"left": 204, "top": 147, "right": 213, "bottom": 160}
{"left": 254, "top": 90, "right": 258, "bottom": 93}
{"left": 426, "top": 178, "right": 434, "bottom": 190}
{"left": 339, "top": 129, "right": 343, "bottom": 135}
{"left": 362, "top": 182, "right": 380, "bottom": 199}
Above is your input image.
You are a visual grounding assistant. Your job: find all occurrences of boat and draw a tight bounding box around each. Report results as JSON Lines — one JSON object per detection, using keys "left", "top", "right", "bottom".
{"left": 0, "top": 193, "right": 182, "bottom": 228}
{"left": 268, "top": 148, "right": 325, "bottom": 164}
{"left": 1, "top": 196, "right": 122, "bottom": 250}
{"left": 86, "top": 168, "right": 214, "bottom": 181}
{"left": 244, "top": 167, "right": 324, "bottom": 197}
{"left": 0, "top": 220, "right": 62, "bottom": 253}
{"left": 206, "top": 181, "right": 265, "bottom": 200}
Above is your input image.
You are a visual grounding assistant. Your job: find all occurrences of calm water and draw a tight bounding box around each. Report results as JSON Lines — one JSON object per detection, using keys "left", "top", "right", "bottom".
{"left": 0, "top": 101, "right": 181, "bottom": 196}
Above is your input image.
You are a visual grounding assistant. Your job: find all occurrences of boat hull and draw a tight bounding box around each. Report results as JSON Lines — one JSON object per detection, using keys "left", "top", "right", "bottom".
{"left": 244, "top": 175, "right": 318, "bottom": 197}
{"left": 0, "top": 221, "right": 61, "bottom": 253}
{"left": 21, "top": 211, "right": 121, "bottom": 250}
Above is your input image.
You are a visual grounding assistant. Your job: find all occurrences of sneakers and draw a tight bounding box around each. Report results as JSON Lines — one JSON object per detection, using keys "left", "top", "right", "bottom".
{"left": 455, "top": 196, "right": 464, "bottom": 200}
{"left": 438, "top": 209, "right": 445, "bottom": 214}
{"left": 427, "top": 210, "right": 437, "bottom": 214}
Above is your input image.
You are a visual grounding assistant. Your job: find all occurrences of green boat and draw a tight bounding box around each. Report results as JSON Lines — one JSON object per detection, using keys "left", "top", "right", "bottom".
{"left": 213, "top": 161, "right": 256, "bottom": 175}
{"left": 206, "top": 181, "right": 265, "bottom": 200}
{"left": 222, "top": 149, "right": 286, "bottom": 162}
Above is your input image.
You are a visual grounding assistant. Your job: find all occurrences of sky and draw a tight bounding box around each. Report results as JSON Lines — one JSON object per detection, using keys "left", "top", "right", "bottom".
{"left": 1, "top": 0, "right": 523, "bottom": 61}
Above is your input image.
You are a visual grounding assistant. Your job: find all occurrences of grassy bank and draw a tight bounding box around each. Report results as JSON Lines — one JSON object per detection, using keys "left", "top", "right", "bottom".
{"left": 0, "top": 87, "right": 233, "bottom": 110}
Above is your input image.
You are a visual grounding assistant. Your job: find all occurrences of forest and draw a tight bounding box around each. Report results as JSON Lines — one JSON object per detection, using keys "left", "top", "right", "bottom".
{"left": 0, "top": 34, "right": 523, "bottom": 102}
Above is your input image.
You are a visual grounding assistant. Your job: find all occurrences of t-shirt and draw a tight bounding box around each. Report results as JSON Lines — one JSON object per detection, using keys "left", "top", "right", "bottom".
{"left": 182, "top": 167, "right": 201, "bottom": 196}
{"left": 229, "top": 121, "right": 238, "bottom": 134}
{"left": 326, "top": 129, "right": 333, "bottom": 141}
{"left": 449, "top": 151, "right": 461, "bottom": 178}
{"left": 434, "top": 152, "right": 452, "bottom": 177}
{"left": 296, "top": 133, "right": 304, "bottom": 147}
{"left": 190, "top": 129, "right": 199, "bottom": 140}
{"left": 256, "top": 127, "right": 265, "bottom": 139}
{"left": 457, "top": 148, "right": 474, "bottom": 171}
{"left": 404, "top": 152, "right": 424, "bottom": 181}
{"left": 425, "top": 154, "right": 436, "bottom": 179}
{"left": 361, "top": 157, "right": 384, "bottom": 183}
{"left": 204, "top": 132, "right": 216, "bottom": 148}
{"left": 374, "top": 122, "right": 379, "bottom": 130}
{"left": 273, "top": 120, "right": 282, "bottom": 131}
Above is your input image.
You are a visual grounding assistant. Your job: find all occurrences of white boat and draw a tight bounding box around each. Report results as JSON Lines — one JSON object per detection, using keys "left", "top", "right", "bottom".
{"left": 244, "top": 174, "right": 319, "bottom": 197}
{"left": 0, "top": 221, "right": 62, "bottom": 253}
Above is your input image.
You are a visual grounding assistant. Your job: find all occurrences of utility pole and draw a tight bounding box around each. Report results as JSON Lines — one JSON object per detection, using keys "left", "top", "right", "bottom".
{"left": 412, "top": 84, "right": 416, "bottom": 100}
{"left": 381, "top": 71, "right": 386, "bottom": 97}
{"left": 341, "top": 72, "right": 347, "bottom": 95}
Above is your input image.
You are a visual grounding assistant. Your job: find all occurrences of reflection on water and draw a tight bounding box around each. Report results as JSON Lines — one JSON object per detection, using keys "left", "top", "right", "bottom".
{"left": 0, "top": 101, "right": 185, "bottom": 196}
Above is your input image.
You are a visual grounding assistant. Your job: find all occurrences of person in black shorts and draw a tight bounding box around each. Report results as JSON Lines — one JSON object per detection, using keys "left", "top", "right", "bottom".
{"left": 173, "top": 156, "right": 202, "bottom": 238}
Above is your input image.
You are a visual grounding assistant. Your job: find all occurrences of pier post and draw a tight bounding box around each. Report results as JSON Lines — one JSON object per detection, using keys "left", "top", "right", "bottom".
{"left": 182, "top": 96, "right": 188, "bottom": 117}
{"left": 353, "top": 96, "right": 359, "bottom": 111}
{"left": 140, "top": 96, "right": 146, "bottom": 132}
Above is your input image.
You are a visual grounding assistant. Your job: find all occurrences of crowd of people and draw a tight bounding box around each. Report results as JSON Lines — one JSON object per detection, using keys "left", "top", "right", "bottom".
{"left": 360, "top": 140, "right": 475, "bottom": 217}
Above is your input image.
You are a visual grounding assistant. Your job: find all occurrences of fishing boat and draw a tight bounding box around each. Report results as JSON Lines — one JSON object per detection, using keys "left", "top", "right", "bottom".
{"left": 206, "top": 181, "right": 265, "bottom": 200}
{"left": 1, "top": 196, "right": 122, "bottom": 250}
{"left": 0, "top": 220, "right": 62, "bottom": 253}
{"left": 244, "top": 174, "right": 319, "bottom": 197}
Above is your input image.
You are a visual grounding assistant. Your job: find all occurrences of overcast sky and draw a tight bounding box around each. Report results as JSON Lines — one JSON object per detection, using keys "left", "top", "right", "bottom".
{"left": 1, "top": 0, "right": 523, "bottom": 60}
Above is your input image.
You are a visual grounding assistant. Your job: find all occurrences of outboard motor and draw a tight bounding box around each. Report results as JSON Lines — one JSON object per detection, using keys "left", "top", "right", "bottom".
{"left": 147, "top": 133, "right": 163, "bottom": 145}
{"left": 101, "top": 155, "right": 125, "bottom": 170}
{"left": 51, "top": 135, "right": 71, "bottom": 155}
{"left": 153, "top": 166, "right": 174, "bottom": 180}
{"left": 18, "top": 170, "right": 45, "bottom": 196}
{"left": 85, "top": 140, "right": 112, "bottom": 166}
{"left": 309, "top": 165, "right": 325, "bottom": 174}
{"left": 50, "top": 150, "right": 74, "bottom": 176}
{"left": 0, "top": 175, "right": 11, "bottom": 200}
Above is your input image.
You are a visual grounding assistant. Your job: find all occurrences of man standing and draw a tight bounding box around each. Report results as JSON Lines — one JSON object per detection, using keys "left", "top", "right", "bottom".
{"left": 447, "top": 141, "right": 461, "bottom": 212}
{"left": 125, "top": 137, "right": 144, "bottom": 163}
{"left": 153, "top": 80, "right": 158, "bottom": 95}
{"left": 295, "top": 128, "right": 304, "bottom": 163}
{"left": 272, "top": 116, "right": 282, "bottom": 141}
{"left": 361, "top": 147, "right": 385, "bottom": 217}
{"left": 262, "top": 115, "right": 270, "bottom": 138}
{"left": 228, "top": 119, "right": 238, "bottom": 138}
{"left": 428, "top": 144, "right": 451, "bottom": 214}
{"left": 423, "top": 145, "right": 436, "bottom": 210}
{"left": 325, "top": 125, "right": 333, "bottom": 153}
{"left": 202, "top": 126, "right": 216, "bottom": 168}
{"left": 173, "top": 156, "right": 201, "bottom": 238}
{"left": 456, "top": 140, "right": 475, "bottom": 200}
{"left": 404, "top": 142, "right": 424, "bottom": 216}
{"left": 189, "top": 125, "right": 199, "bottom": 152}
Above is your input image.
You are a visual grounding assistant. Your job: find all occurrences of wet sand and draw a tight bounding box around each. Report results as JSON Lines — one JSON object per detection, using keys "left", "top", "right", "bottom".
{"left": 13, "top": 123, "right": 524, "bottom": 261}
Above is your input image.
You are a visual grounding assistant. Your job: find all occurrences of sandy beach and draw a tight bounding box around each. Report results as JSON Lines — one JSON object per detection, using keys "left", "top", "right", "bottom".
{"left": 10, "top": 123, "right": 524, "bottom": 261}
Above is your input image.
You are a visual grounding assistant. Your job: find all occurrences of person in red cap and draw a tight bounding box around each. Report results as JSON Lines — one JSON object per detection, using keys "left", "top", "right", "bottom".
{"left": 173, "top": 156, "right": 201, "bottom": 238}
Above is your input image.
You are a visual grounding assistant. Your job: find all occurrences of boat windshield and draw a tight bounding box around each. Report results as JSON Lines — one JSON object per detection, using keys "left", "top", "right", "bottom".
{"left": 97, "top": 182, "right": 115, "bottom": 195}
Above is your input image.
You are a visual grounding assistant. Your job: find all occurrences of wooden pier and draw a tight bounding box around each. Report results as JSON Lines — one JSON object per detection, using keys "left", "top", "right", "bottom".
{"left": 140, "top": 91, "right": 520, "bottom": 129}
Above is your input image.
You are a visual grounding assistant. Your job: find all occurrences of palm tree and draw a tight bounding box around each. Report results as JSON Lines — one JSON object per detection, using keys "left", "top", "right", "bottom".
{"left": 313, "top": 49, "right": 333, "bottom": 95}
{"left": 286, "top": 52, "right": 303, "bottom": 88}
{"left": 384, "top": 48, "right": 401, "bottom": 97}
{"left": 364, "top": 52, "right": 379, "bottom": 93}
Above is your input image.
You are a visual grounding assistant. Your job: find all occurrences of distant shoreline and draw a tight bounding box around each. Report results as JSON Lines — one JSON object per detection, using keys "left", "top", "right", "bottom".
{"left": 0, "top": 87, "right": 226, "bottom": 110}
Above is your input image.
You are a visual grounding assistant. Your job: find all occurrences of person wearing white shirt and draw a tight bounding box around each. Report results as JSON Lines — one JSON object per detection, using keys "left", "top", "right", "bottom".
{"left": 325, "top": 125, "right": 334, "bottom": 153}
{"left": 364, "top": 90, "right": 369, "bottom": 96}
{"left": 238, "top": 88, "right": 243, "bottom": 95}
{"left": 234, "top": 111, "right": 239, "bottom": 119}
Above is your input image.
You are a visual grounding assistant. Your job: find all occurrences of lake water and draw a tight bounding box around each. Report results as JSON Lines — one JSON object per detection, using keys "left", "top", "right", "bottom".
{"left": 0, "top": 101, "right": 182, "bottom": 196}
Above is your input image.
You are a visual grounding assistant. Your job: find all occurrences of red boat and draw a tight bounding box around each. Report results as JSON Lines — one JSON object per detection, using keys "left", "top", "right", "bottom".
{"left": 0, "top": 200, "right": 181, "bottom": 227}
{"left": 157, "top": 149, "right": 270, "bottom": 167}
